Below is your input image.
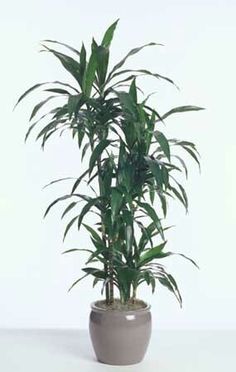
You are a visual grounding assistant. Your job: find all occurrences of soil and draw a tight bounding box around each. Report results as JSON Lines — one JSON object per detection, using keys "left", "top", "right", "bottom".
{"left": 94, "top": 298, "right": 147, "bottom": 311}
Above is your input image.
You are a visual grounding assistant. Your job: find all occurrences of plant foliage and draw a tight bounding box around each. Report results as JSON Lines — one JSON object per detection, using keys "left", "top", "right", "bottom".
{"left": 17, "top": 20, "right": 204, "bottom": 307}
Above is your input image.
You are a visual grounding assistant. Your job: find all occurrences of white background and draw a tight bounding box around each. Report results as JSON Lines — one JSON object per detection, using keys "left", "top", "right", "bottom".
{"left": 0, "top": 0, "right": 235, "bottom": 330}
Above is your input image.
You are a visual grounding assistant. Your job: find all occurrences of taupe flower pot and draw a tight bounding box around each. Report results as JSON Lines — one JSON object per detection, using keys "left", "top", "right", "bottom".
{"left": 89, "top": 301, "right": 152, "bottom": 365}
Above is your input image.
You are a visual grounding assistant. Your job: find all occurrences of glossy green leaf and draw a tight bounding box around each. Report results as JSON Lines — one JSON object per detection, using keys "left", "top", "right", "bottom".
{"left": 138, "top": 242, "right": 167, "bottom": 266}
{"left": 42, "top": 45, "right": 81, "bottom": 84}
{"left": 83, "top": 49, "right": 97, "bottom": 96}
{"left": 82, "top": 223, "right": 103, "bottom": 245}
{"left": 137, "top": 201, "right": 164, "bottom": 240}
{"left": 89, "top": 139, "right": 111, "bottom": 175}
{"left": 111, "top": 187, "right": 123, "bottom": 225}
{"left": 101, "top": 19, "right": 119, "bottom": 48}
{"left": 153, "top": 131, "right": 170, "bottom": 161}
{"left": 129, "top": 78, "right": 137, "bottom": 103}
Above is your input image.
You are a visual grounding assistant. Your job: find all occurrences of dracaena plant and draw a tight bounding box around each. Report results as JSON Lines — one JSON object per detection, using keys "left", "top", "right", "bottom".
{"left": 16, "top": 20, "right": 204, "bottom": 307}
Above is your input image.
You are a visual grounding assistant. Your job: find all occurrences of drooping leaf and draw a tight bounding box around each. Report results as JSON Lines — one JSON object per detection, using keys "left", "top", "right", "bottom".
{"left": 43, "top": 177, "right": 75, "bottom": 189}
{"left": 82, "top": 267, "right": 106, "bottom": 279}
{"left": 68, "top": 273, "right": 89, "bottom": 291}
{"left": 42, "top": 45, "right": 81, "bottom": 85}
{"left": 62, "top": 248, "right": 93, "bottom": 254}
{"left": 44, "top": 194, "right": 75, "bottom": 217}
{"left": 160, "top": 105, "right": 205, "bottom": 121}
{"left": 63, "top": 216, "right": 79, "bottom": 241}
{"left": 43, "top": 39, "right": 81, "bottom": 56}
{"left": 137, "top": 201, "right": 164, "bottom": 240}
{"left": 61, "top": 201, "right": 78, "bottom": 219}
{"left": 108, "top": 42, "right": 161, "bottom": 80}
{"left": 71, "top": 169, "right": 89, "bottom": 194}
{"left": 82, "top": 223, "right": 103, "bottom": 245}
{"left": 182, "top": 146, "right": 201, "bottom": 170}
{"left": 30, "top": 96, "right": 58, "bottom": 121}
{"left": 77, "top": 197, "right": 101, "bottom": 230}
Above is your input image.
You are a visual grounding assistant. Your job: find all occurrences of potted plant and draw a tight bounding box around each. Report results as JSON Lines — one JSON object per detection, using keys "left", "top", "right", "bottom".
{"left": 16, "top": 20, "right": 204, "bottom": 365}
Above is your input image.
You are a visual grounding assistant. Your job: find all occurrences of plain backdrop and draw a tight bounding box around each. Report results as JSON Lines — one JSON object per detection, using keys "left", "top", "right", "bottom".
{"left": 0, "top": 0, "right": 235, "bottom": 330}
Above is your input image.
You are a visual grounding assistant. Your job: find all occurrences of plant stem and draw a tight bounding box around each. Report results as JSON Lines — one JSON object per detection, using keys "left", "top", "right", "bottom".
{"left": 97, "top": 156, "right": 110, "bottom": 305}
{"left": 108, "top": 240, "right": 114, "bottom": 304}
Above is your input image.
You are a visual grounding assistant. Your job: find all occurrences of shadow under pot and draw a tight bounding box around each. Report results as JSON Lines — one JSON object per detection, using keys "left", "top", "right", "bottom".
{"left": 89, "top": 300, "right": 152, "bottom": 365}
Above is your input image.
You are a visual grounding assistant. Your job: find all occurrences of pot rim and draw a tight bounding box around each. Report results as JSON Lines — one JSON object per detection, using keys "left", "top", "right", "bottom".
{"left": 91, "top": 300, "right": 151, "bottom": 313}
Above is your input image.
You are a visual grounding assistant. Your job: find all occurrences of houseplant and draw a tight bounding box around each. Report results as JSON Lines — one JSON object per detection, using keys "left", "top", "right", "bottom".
{"left": 16, "top": 20, "right": 204, "bottom": 365}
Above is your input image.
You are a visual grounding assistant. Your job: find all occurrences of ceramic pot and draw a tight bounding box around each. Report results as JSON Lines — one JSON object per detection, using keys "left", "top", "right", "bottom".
{"left": 89, "top": 301, "right": 152, "bottom": 365}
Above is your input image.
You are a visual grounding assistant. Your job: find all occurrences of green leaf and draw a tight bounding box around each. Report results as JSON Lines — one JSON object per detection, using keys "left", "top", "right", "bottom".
{"left": 14, "top": 83, "right": 45, "bottom": 108}
{"left": 175, "top": 253, "right": 199, "bottom": 269}
{"left": 182, "top": 146, "right": 201, "bottom": 170}
{"left": 115, "top": 91, "right": 137, "bottom": 116}
{"left": 108, "top": 42, "right": 161, "bottom": 79}
{"left": 61, "top": 201, "right": 78, "bottom": 219}
{"left": 144, "top": 156, "right": 163, "bottom": 189}
{"left": 68, "top": 273, "right": 89, "bottom": 291}
{"left": 62, "top": 248, "right": 93, "bottom": 254}
{"left": 154, "top": 131, "right": 170, "bottom": 161}
{"left": 71, "top": 169, "right": 89, "bottom": 194}
{"left": 138, "top": 222, "right": 156, "bottom": 251}
{"left": 89, "top": 139, "right": 111, "bottom": 175}
{"left": 42, "top": 45, "right": 81, "bottom": 85}
{"left": 137, "top": 201, "right": 164, "bottom": 240}
{"left": 82, "top": 267, "right": 106, "bottom": 279}
{"left": 79, "top": 43, "right": 87, "bottom": 83}
{"left": 44, "top": 88, "right": 70, "bottom": 94}
{"left": 44, "top": 194, "right": 75, "bottom": 217}
{"left": 172, "top": 155, "right": 188, "bottom": 178}
{"left": 169, "top": 185, "right": 187, "bottom": 210}
{"left": 160, "top": 105, "right": 205, "bottom": 121}
{"left": 111, "top": 187, "right": 123, "bottom": 225}
{"left": 43, "top": 177, "right": 75, "bottom": 189}
{"left": 43, "top": 39, "right": 81, "bottom": 56}
{"left": 15, "top": 81, "right": 79, "bottom": 109}
{"left": 68, "top": 94, "right": 82, "bottom": 119}
{"left": 83, "top": 49, "right": 97, "bottom": 96}
{"left": 96, "top": 46, "right": 109, "bottom": 87}
{"left": 158, "top": 275, "right": 182, "bottom": 307}
{"left": 129, "top": 78, "right": 137, "bottom": 103}
{"left": 138, "top": 242, "right": 167, "bottom": 266}
{"left": 29, "top": 96, "right": 57, "bottom": 121}
{"left": 82, "top": 223, "right": 103, "bottom": 245}
{"left": 101, "top": 19, "right": 119, "bottom": 48}
{"left": 77, "top": 198, "right": 100, "bottom": 230}
{"left": 63, "top": 216, "right": 79, "bottom": 241}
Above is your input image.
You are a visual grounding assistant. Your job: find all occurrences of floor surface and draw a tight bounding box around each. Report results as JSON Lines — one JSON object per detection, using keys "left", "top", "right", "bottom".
{"left": 0, "top": 329, "right": 235, "bottom": 371}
